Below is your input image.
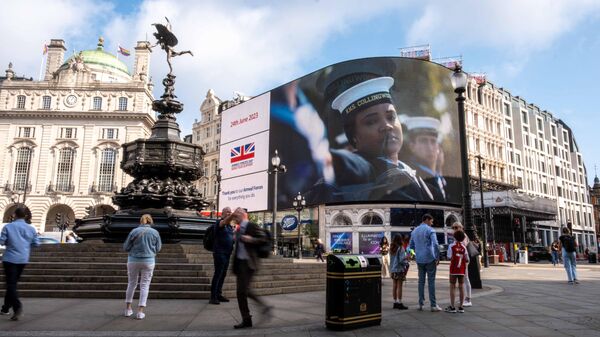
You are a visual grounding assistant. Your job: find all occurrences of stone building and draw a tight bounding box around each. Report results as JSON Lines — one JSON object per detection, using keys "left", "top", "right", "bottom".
{"left": 0, "top": 38, "right": 154, "bottom": 234}
{"left": 589, "top": 176, "right": 600, "bottom": 247}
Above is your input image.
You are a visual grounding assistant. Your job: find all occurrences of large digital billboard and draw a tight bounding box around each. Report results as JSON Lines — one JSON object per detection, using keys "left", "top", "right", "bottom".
{"left": 219, "top": 57, "right": 462, "bottom": 211}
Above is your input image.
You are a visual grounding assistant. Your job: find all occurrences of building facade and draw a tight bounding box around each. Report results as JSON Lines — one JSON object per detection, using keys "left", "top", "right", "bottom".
{"left": 0, "top": 38, "right": 154, "bottom": 234}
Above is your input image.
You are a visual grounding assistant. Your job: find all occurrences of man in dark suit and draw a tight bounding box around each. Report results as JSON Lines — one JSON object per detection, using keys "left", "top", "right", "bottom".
{"left": 232, "top": 208, "right": 271, "bottom": 329}
{"left": 209, "top": 207, "right": 233, "bottom": 305}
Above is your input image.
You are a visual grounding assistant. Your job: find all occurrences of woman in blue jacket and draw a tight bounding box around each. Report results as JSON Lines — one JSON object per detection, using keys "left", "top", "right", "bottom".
{"left": 123, "top": 214, "right": 162, "bottom": 319}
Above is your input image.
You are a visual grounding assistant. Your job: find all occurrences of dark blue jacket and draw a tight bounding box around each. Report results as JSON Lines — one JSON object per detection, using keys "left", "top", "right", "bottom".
{"left": 214, "top": 219, "right": 234, "bottom": 255}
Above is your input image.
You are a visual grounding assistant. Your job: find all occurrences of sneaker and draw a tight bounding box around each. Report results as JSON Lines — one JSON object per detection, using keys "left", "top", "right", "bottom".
{"left": 463, "top": 300, "right": 473, "bottom": 307}
{"left": 393, "top": 303, "right": 400, "bottom": 309}
{"left": 574, "top": 280, "right": 580, "bottom": 284}
{"left": 418, "top": 304, "right": 424, "bottom": 311}
{"left": 136, "top": 312, "right": 145, "bottom": 320}
{"left": 444, "top": 306, "right": 456, "bottom": 313}
{"left": 10, "top": 309, "right": 22, "bottom": 321}
{"left": 217, "top": 295, "right": 230, "bottom": 302}
{"left": 431, "top": 305, "right": 442, "bottom": 312}
{"left": 124, "top": 308, "right": 133, "bottom": 317}
{"left": 0, "top": 309, "right": 10, "bottom": 316}
{"left": 457, "top": 307, "right": 465, "bottom": 313}
{"left": 208, "top": 299, "right": 220, "bottom": 305}
{"left": 398, "top": 303, "right": 408, "bottom": 310}
{"left": 568, "top": 281, "right": 574, "bottom": 284}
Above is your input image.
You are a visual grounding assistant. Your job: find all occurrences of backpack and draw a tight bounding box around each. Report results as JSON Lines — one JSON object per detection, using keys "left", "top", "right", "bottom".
{"left": 561, "top": 235, "right": 576, "bottom": 253}
{"left": 203, "top": 224, "right": 215, "bottom": 252}
{"left": 256, "top": 228, "right": 272, "bottom": 258}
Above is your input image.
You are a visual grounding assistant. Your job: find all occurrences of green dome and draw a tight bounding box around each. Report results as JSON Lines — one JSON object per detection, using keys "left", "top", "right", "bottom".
{"left": 62, "top": 48, "right": 130, "bottom": 76}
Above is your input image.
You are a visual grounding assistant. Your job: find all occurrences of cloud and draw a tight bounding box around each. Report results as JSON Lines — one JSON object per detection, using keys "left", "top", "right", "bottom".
{"left": 101, "top": 0, "right": 405, "bottom": 132}
{"left": 408, "top": 0, "right": 600, "bottom": 53}
{"left": 0, "top": 0, "right": 113, "bottom": 78}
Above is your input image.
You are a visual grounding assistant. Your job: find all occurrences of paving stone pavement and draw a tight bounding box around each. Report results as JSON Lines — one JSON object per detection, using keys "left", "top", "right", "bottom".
{"left": 0, "top": 261, "right": 598, "bottom": 337}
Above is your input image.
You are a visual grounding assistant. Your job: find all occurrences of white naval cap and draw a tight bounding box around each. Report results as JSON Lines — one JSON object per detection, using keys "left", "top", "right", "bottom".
{"left": 404, "top": 116, "right": 440, "bottom": 136}
{"left": 331, "top": 77, "right": 394, "bottom": 115}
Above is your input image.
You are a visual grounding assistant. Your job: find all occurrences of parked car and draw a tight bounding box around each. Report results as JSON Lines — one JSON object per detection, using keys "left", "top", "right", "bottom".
{"left": 37, "top": 236, "right": 60, "bottom": 244}
{"left": 528, "top": 246, "right": 552, "bottom": 262}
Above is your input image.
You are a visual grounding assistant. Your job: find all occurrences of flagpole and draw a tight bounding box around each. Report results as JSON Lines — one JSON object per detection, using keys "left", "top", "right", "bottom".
{"left": 38, "top": 54, "right": 45, "bottom": 81}
{"left": 116, "top": 46, "right": 119, "bottom": 61}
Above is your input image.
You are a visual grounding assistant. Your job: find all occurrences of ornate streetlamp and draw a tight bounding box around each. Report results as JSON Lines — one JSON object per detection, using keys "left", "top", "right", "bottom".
{"left": 292, "top": 192, "right": 306, "bottom": 259}
{"left": 476, "top": 154, "right": 489, "bottom": 268}
{"left": 451, "top": 65, "right": 482, "bottom": 288}
{"left": 269, "top": 149, "right": 286, "bottom": 254}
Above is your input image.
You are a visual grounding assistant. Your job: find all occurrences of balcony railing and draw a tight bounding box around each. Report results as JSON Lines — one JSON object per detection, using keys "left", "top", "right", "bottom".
{"left": 47, "top": 184, "right": 75, "bottom": 194}
{"left": 90, "top": 184, "right": 118, "bottom": 194}
{"left": 3, "top": 183, "right": 32, "bottom": 194}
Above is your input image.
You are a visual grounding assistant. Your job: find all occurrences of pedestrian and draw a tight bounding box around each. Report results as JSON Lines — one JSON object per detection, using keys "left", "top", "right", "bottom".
{"left": 390, "top": 235, "right": 410, "bottom": 310}
{"left": 445, "top": 230, "right": 469, "bottom": 313}
{"left": 450, "top": 222, "right": 472, "bottom": 307}
{"left": 0, "top": 205, "right": 39, "bottom": 320}
{"left": 551, "top": 240, "right": 560, "bottom": 266}
{"left": 123, "top": 214, "right": 162, "bottom": 319}
{"left": 501, "top": 245, "right": 507, "bottom": 263}
{"left": 209, "top": 207, "right": 234, "bottom": 305}
{"left": 315, "top": 239, "right": 325, "bottom": 262}
{"left": 232, "top": 208, "right": 272, "bottom": 329}
{"left": 409, "top": 213, "right": 441, "bottom": 312}
{"left": 380, "top": 236, "right": 390, "bottom": 278}
{"left": 558, "top": 227, "right": 578, "bottom": 284}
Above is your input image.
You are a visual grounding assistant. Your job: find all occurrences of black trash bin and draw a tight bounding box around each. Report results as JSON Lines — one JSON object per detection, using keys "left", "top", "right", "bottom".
{"left": 326, "top": 254, "right": 381, "bottom": 330}
{"left": 588, "top": 253, "right": 597, "bottom": 264}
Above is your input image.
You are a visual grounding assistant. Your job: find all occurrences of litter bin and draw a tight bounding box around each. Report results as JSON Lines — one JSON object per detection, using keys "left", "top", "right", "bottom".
{"left": 326, "top": 254, "right": 381, "bottom": 330}
{"left": 588, "top": 253, "right": 597, "bottom": 264}
{"left": 518, "top": 250, "right": 528, "bottom": 264}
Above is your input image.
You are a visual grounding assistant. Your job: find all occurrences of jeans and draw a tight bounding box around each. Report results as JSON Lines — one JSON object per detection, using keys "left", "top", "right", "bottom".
{"left": 2, "top": 262, "right": 26, "bottom": 313}
{"left": 211, "top": 253, "right": 231, "bottom": 300}
{"left": 463, "top": 260, "right": 472, "bottom": 299}
{"left": 125, "top": 262, "right": 155, "bottom": 307}
{"left": 551, "top": 251, "right": 559, "bottom": 265}
{"left": 417, "top": 261, "right": 437, "bottom": 307}
{"left": 562, "top": 249, "right": 577, "bottom": 282}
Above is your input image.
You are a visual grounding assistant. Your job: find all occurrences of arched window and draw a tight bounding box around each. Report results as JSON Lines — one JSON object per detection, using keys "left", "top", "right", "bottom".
{"left": 361, "top": 212, "right": 383, "bottom": 225}
{"left": 332, "top": 214, "right": 352, "bottom": 226}
{"left": 98, "top": 148, "right": 117, "bottom": 192}
{"left": 13, "top": 147, "right": 32, "bottom": 191}
{"left": 56, "top": 148, "right": 75, "bottom": 192}
{"left": 16, "top": 95, "right": 26, "bottom": 109}
{"left": 118, "top": 97, "right": 127, "bottom": 111}
{"left": 92, "top": 97, "right": 102, "bottom": 110}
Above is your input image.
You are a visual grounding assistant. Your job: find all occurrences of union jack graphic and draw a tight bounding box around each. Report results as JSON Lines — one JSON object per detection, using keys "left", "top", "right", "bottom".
{"left": 230, "top": 142, "right": 255, "bottom": 163}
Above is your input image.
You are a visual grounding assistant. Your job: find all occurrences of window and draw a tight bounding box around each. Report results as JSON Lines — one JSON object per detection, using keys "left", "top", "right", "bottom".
{"left": 503, "top": 103, "right": 511, "bottom": 116}
{"left": 56, "top": 148, "right": 75, "bottom": 192}
{"left": 13, "top": 147, "right": 32, "bottom": 191}
{"left": 18, "top": 127, "right": 34, "bottom": 138}
{"left": 215, "top": 139, "right": 220, "bottom": 150}
{"left": 216, "top": 123, "right": 221, "bottom": 134}
{"left": 98, "top": 149, "right": 117, "bottom": 192}
{"left": 332, "top": 214, "right": 353, "bottom": 226}
{"left": 204, "top": 163, "right": 209, "bottom": 176}
{"left": 102, "top": 128, "right": 118, "bottom": 139}
{"left": 361, "top": 212, "right": 383, "bottom": 225}
{"left": 551, "top": 125, "right": 557, "bottom": 137}
{"left": 195, "top": 132, "right": 201, "bottom": 141}
{"left": 537, "top": 118, "right": 543, "bottom": 131}
{"left": 212, "top": 179, "right": 218, "bottom": 195}
{"left": 42, "top": 96, "right": 51, "bottom": 109}
{"left": 60, "top": 128, "right": 76, "bottom": 139}
{"left": 92, "top": 97, "right": 102, "bottom": 110}
{"left": 205, "top": 127, "right": 211, "bottom": 138}
{"left": 118, "top": 97, "right": 127, "bottom": 111}
{"left": 521, "top": 111, "right": 528, "bottom": 124}
{"left": 212, "top": 160, "right": 218, "bottom": 175}
{"left": 16, "top": 95, "right": 25, "bottom": 109}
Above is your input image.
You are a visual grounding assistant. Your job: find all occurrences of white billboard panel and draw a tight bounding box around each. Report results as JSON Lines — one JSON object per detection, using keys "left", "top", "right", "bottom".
{"left": 219, "top": 131, "right": 269, "bottom": 179}
{"left": 220, "top": 92, "right": 271, "bottom": 144}
{"left": 219, "top": 171, "right": 269, "bottom": 212}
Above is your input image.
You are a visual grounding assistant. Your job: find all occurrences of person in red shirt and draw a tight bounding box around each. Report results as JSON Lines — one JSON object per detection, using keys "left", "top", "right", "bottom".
{"left": 445, "top": 230, "right": 469, "bottom": 313}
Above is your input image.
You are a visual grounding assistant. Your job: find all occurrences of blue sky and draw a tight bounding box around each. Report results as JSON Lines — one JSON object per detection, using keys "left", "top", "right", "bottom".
{"left": 2, "top": 0, "right": 600, "bottom": 183}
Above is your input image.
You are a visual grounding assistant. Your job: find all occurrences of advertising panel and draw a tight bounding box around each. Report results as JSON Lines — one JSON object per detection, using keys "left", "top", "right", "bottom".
{"left": 219, "top": 171, "right": 268, "bottom": 212}
{"left": 390, "top": 208, "right": 445, "bottom": 228}
{"left": 220, "top": 92, "right": 270, "bottom": 144}
{"left": 268, "top": 57, "right": 462, "bottom": 209}
{"left": 330, "top": 232, "right": 352, "bottom": 252}
{"left": 219, "top": 131, "right": 270, "bottom": 178}
{"left": 358, "top": 232, "right": 384, "bottom": 254}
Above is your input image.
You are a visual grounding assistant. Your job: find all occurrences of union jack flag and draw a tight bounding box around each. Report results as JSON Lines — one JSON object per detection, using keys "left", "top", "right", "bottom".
{"left": 230, "top": 142, "right": 255, "bottom": 163}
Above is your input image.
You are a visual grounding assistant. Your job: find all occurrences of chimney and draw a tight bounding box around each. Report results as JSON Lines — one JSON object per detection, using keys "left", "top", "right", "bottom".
{"left": 133, "top": 41, "right": 151, "bottom": 82}
{"left": 44, "top": 39, "right": 67, "bottom": 81}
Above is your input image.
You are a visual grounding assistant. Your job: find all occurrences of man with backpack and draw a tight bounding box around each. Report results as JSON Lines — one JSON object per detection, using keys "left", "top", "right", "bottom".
{"left": 231, "top": 207, "right": 272, "bottom": 329}
{"left": 208, "top": 207, "right": 234, "bottom": 305}
{"left": 559, "top": 227, "right": 579, "bottom": 284}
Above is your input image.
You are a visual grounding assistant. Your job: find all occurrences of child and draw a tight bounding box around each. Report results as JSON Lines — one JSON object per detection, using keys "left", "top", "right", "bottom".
{"left": 445, "top": 230, "right": 469, "bottom": 313}
{"left": 390, "top": 234, "right": 410, "bottom": 310}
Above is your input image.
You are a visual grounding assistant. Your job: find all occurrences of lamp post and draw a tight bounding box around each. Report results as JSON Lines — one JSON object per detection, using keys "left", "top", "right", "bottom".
{"left": 292, "top": 192, "right": 306, "bottom": 259}
{"left": 215, "top": 168, "right": 222, "bottom": 217}
{"left": 451, "top": 65, "right": 482, "bottom": 288}
{"left": 269, "top": 150, "right": 286, "bottom": 255}
{"left": 476, "top": 154, "right": 489, "bottom": 268}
